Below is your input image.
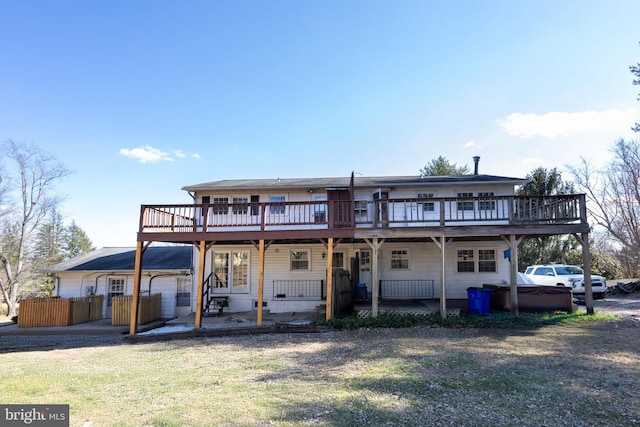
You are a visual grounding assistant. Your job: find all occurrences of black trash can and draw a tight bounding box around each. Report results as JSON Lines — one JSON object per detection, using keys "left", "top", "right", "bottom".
{"left": 355, "top": 283, "right": 368, "bottom": 300}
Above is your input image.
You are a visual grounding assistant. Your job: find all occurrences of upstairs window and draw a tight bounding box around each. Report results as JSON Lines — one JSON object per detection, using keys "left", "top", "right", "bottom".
{"left": 457, "top": 192, "right": 474, "bottom": 211}
{"left": 418, "top": 193, "right": 435, "bottom": 212}
{"left": 212, "top": 197, "right": 229, "bottom": 215}
{"left": 233, "top": 197, "right": 248, "bottom": 215}
{"left": 477, "top": 192, "right": 496, "bottom": 211}
{"left": 314, "top": 196, "right": 327, "bottom": 222}
{"left": 270, "top": 196, "right": 286, "bottom": 214}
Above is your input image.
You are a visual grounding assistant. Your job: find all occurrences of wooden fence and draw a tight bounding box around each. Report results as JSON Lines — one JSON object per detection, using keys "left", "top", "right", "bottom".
{"left": 111, "top": 293, "right": 162, "bottom": 326}
{"left": 17, "top": 295, "right": 104, "bottom": 328}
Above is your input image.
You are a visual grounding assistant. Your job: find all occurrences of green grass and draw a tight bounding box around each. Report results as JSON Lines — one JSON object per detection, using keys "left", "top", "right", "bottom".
{"left": 0, "top": 311, "right": 635, "bottom": 426}
{"left": 322, "top": 310, "right": 618, "bottom": 330}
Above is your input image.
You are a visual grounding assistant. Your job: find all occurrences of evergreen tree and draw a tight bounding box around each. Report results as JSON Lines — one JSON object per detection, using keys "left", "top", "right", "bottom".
{"left": 419, "top": 156, "right": 469, "bottom": 176}
{"left": 64, "top": 220, "right": 94, "bottom": 259}
{"left": 517, "top": 167, "right": 577, "bottom": 271}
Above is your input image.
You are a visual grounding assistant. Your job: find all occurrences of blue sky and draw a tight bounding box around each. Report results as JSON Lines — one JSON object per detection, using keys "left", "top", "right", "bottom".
{"left": 1, "top": 1, "right": 639, "bottom": 248}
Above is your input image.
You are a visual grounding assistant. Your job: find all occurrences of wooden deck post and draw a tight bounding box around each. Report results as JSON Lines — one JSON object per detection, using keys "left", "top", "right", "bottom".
{"left": 371, "top": 238, "right": 380, "bottom": 317}
{"left": 195, "top": 240, "right": 206, "bottom": 329}
{"left": 438, "top": 236, "right": 447, "bottom": 319}
{"left": 325, "top": 237, "right": 334, "bottom": 321}
{"left": 508, "top": 234, "right": 519, "bottom": 317}
{"left": 257, "top": 239, "right": 265, "bottom": 326}
{"left": 129, "top": 241, "right": 144, "bottom": 335}
{"left": 577, "top": 232, "right": 594, "bottom": 315}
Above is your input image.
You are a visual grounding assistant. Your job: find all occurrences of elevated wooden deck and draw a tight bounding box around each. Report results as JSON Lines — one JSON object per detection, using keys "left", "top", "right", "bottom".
{"left": 136, "top": 194, "right": 589, "bottom": 243}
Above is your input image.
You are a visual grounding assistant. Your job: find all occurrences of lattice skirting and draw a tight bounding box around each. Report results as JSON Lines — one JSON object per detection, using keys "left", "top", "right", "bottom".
{"left": 356, "top": 308, "right": 460, "bottom": 319}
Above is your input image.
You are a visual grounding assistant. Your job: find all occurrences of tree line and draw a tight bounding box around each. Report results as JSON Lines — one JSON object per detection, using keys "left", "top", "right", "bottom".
{"left": 0, "top": 140, "right": 94, "bottom": 317}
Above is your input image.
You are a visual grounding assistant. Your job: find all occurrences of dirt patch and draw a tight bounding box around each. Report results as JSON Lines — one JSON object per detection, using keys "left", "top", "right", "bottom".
{"left": 578, "top": 290, "right": 640, "bottom": 323}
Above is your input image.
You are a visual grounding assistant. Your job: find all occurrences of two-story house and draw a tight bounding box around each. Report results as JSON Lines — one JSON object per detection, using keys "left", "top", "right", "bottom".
{"left": 128, "top": 162, "right": 595, "bottom": 334}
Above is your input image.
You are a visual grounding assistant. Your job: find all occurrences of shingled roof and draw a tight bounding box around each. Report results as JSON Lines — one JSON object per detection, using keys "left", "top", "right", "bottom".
{"left": 182, "top": 174, "right": 525, "bottom": 192}
{"left": 45, "top": 246, "right": 192, "bottom": 273}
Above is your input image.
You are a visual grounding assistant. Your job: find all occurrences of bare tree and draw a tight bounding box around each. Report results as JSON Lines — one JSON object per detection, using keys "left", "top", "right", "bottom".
{"left": 631, "top": 42, "right": 640, "bottom": 132}
{"left": 0, "top": 140, "right": 71, "bottom": 317}
{"left": 567, "top": 139, "right": 640, "bottom": 275}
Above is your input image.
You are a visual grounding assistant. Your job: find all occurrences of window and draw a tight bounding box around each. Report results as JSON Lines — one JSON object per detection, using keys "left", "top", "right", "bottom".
{"left": 213, "top": 251, "right": 249, "bottom": 292}
{"left": 457, "top": 193, "right": 474, "bottom": 211}
{"left": 477, "top": 192, "right": 496, "bottom": 211}
{"left": 359, "top": 251, "right": 371, "bottom": 272}
{"left": 212, "top": 197, "right": 229, "bottom": 215}
{"left": 457, "top": 250, "right": 475, "bottom": 273}
{"left": 290, "top": 250, "right": 310, "bottom": 271}
{"left": 534, "top": 267, "right": 554, "bottom": 276}
{"left": 314, "top": 196, "right": 326, "bottom": 222}
{"left": 478, "top": 249, "right": 496, "bottom": 272}
{"left": 233, "top": 197, "right": 248, "bottom": 215}
{"left": 354, "top": 200, "right": 368, "bottom": 212}
{"left": 390, "top": 249, "right": 409, "bottom": 270}
{"left": 107, "top": 277, "right": 125, "bottom": 307}
{"left": 332, "top": 252, "right": 344, "bottom": 269}
{"left": 232, "top": 252, "right": 248, "bottom": 290}
{"left": 418, "top": 193, "right": 435, "bottom": 212}
{"left": 457, "top": 249, "right": 497, "bottom": 273}
{"left": 213, "top": 253, "right": 229, "bottom": 288}
{"left": 270, "top": 196, "right": 286, "bottom": 214}
{"left": 354, "top": 200, "right": 368, "bottom": 220}
{"left": 201, "top": 196, "right": 211, "bottom": 215}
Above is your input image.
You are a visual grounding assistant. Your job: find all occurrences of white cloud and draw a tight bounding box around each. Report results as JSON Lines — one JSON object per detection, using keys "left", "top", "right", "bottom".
{"left": 120, "top": 145, "right": 174, "bottom": 163}
{"left": 464, "top": 140, "right": 476, "bottom": 148}
{"left": 498, "top": 108, "right": 637, "bottom": 138}
{"left": 521, "top": 157, "right": 543, "bottom": 165}
{"left": 172, "top": 149, "right": 201, "bottom": 159}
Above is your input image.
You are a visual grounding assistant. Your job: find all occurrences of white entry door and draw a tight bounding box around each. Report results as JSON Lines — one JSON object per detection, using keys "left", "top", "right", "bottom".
{"left": 213, "top": 251, "right": 249, "bottom": 294}
{"left": 358, "top": 250, "right": 372, "bottom": 292}
{"left": 175, "top": 277, "right": 191, "bottom": 317}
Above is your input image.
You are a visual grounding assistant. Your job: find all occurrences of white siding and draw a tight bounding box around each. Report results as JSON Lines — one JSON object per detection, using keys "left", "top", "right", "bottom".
{"left": 190, "top": 240, "right": 513, "bottom": 314}
{"left": 56, "top": 271, "right": 191, "bottom": 319}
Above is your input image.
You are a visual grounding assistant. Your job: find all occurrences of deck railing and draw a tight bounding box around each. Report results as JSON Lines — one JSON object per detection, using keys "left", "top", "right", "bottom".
{"left": 139, "top": 195, "right": 586, "bottom": 233}
{"left": 272, "top": 279, "right": 326, "bottom": 300}
{"left": 379, "top": 280, "right": 436, "bottom": 300}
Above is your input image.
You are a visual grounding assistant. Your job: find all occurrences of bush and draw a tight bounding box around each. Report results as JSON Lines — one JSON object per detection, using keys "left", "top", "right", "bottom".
{"left": 321, "top": 311, "right": 616, "bottom": 330}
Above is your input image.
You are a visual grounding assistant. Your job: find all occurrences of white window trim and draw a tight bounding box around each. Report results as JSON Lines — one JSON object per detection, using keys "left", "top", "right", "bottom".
{"left": 390, "top": 248, "right": 410, "bottom": 270}
{"left": 290, "top": 249, "right": 311, "bottom": 271}
{"left": 332, "top": 251, "right": 345, "bottom": 269}
{"left": 477, "top": 248, "right": 498, "bottom": 273}
{"left": 269, "top": 195, "right": 287, "bottom": 215}
{"left": 211, "top": 250, "right": 251, "bottom": 294}
{"left": 456, "top": 248, "right": 498, "bottom": 274}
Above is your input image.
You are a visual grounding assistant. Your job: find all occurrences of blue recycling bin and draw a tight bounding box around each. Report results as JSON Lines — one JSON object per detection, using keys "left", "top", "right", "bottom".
{"left": 467, "top": 287, "right": 493, "bottom": 315}
{"left": 355, "top": 283, "right": 368, "bottom": 300}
